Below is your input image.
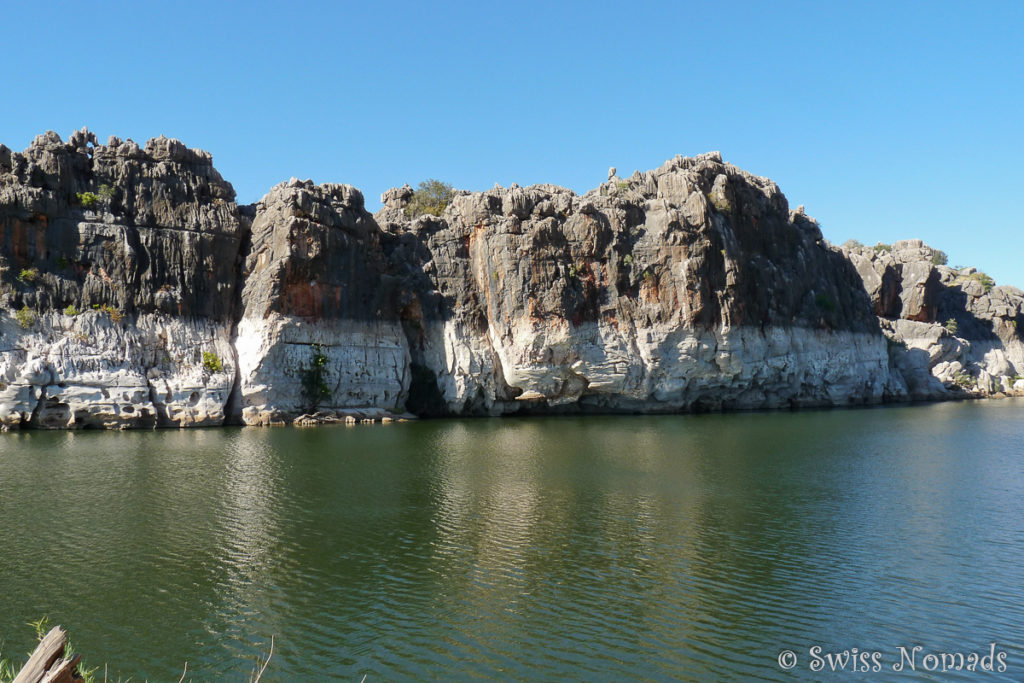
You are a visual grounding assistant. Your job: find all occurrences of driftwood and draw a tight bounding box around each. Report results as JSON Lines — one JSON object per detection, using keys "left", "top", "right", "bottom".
{"left": 12, "top": 627, "right": 82, "bottom": 683}
{"left": 10, "top": 625, "right": 275, "bottom": 682}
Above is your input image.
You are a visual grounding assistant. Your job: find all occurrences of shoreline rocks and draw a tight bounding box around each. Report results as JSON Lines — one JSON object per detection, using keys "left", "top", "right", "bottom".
{"left": 843, "top": 239, "right": 1024, "bottom": 400}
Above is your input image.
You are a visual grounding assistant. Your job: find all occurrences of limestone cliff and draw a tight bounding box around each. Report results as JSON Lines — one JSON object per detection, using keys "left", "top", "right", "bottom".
{"left": 236, "top": 179, "right": 409, "bottom": 425}
{"left": 374, "top": 153, "right": 888, "bottom": 416}
{"left": 0, "top": 129, "right": 1016, "bottom": 429}
{"left": 0, "top": 129, "right": 243, "bottom": 428}
{"left": 844, "top": 240, "right": 1024, "bottom": 399}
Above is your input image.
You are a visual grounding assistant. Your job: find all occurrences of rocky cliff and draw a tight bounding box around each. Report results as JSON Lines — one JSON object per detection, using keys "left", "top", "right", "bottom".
{"left": 0, "top": 129, "right": 1018, "bottom": 429}
{"left": 844, "top": 240, "right": 1024, "bottom": 399}
{"left": 236, "top": 179, "right": 410, "bottom": 425}
{"left": 375, "top": 154, "right": 888, "bottom": 415}
{"left": 0, "top": 130, "right": 243, "bottom": 428}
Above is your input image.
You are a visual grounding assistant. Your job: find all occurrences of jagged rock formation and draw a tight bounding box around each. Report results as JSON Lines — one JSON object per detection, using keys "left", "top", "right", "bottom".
{"left": 0, "top": 129, "right": 1018, "bottom": 429}
{"left": 236, "top": 179, "right": 410, "bottom": 425}
{"left": 0, "top": 129, "right": 242, "bottom": 428}
{"left": 375, "top": 153, "right": 888, "bottom": 415}
{"left": 844, "top": 240, "right": 1024, "bottom": 398}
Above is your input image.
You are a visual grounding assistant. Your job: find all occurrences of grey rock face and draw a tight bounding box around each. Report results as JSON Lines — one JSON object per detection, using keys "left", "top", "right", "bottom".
{"left": 0, "top": 129, "right": 243, "bottom": 428}
{"left": 236, "top": 180, "right": 410, "bottom": 425}
{"left": 3, "top": 129, "right": 1018, "bottom": 429}
{"left": 374, "top": 152, "right": 888, "bottom": 415}
{"left": 843, "top": 240, "right": 1024, "bottom": 397}
{"left": 0, "top": 128, "right": 243, "bottom": 319}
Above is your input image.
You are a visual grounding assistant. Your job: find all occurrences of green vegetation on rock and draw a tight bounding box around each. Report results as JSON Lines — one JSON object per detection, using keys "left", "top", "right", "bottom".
{"left": 300, "top": 343, "right": 331, "bottom": 409}
{"left": 17, "top": 267, "right": 39, "bottom": 283}
{"left": 15, "top": 305, "right": 36, "bottom": 329}
{"left": 92, "top": 303, "right": 123, "bottom": 323}
{"left": 970, "top": 272, "right": 995, "bottom": 292}
{"left": 76, "top": 191, "right": 100, "bottom": 208}
{"left": 952, "top": 371, "right": 974, "bottom": 389}
{"left": 944, "top": 318, "right": 958, "bottom": 335}
{"left": 202, "top": 351, "right": 223, "bottom": 373}
{"left": 404, "top": 179, "right": 454, "bottom": 218}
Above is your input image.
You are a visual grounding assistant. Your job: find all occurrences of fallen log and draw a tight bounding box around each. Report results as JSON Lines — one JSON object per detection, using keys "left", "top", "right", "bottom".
{"left": 12, "top": 627, "right": 82, "bottom": 683}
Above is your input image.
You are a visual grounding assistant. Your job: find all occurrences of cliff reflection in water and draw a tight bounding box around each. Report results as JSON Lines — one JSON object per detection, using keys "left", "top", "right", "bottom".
{"left": 2, "top": 402, "right": 1024, "bottom": 680}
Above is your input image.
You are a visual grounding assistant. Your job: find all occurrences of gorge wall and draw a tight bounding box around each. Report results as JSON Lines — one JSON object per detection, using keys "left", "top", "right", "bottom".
{"left": 0, "top": 129, "right": 1020, "bottom": 429}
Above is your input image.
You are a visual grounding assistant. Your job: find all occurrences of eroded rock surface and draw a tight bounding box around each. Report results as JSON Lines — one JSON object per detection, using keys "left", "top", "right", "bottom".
{"left": 0, "top": 129, "right": 243, "bottom": 428}
{"left": 237, "top": 179, "right": 410, "bottom": 425}
{"left": 373, "top": 153, "right": 889, "bottom": 415}
{"left": 844, "top": 239, "right": 1024, "bottom": 399}
{"left": 1, "top": 130, "right": 1019, "bottom": 429}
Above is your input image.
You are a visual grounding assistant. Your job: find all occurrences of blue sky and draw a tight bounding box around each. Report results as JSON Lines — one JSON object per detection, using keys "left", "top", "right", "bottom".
{"left": 5, "top": 1, "right": 1023, "bottom": 285}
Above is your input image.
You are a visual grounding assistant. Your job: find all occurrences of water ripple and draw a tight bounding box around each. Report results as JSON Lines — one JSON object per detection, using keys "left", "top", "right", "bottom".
{"left": 2, "top": 403, "right": 1024, "bottom": 679}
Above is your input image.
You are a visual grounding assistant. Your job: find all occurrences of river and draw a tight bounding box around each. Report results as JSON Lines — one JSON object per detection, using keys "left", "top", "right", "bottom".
{"left": 2, "top": 400, "right": 1023, "bottom": 680}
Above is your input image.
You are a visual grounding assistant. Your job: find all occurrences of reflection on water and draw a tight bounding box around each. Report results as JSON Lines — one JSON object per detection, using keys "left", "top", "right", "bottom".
{"left": 2, "top": 400, "right": 1024, "bottom": 680}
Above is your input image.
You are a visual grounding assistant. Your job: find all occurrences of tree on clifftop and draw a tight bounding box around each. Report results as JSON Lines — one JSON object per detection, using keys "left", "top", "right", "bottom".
{"left": 405, "top": 179, "right": 454, "bottom": 218}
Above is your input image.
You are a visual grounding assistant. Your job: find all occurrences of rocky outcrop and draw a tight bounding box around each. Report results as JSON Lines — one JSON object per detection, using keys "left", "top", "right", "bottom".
{"left": 0, "top": 129, "right": 244, "bottom": 428}
{"left": 0, "top": 129, "right": 1018, "bottom": 429}
{"left": 374, "top": 153, "right": 890, "bottom": 415}
{"left": 236, "top": 179, "right": 410, "bottom": 425}
{"left": 844, "top": 239, "right": 1024, "bottom": 399}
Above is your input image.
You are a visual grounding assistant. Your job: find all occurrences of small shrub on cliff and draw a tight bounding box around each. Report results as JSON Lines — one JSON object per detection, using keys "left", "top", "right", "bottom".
{"left": 15, "top": 305, "right": 36, "bottom": 329}
{"left": 300, "top": 344, "right": 331, "bottom": 409}
{"left": 92, "top": 303, "right": 123, "bottom": 323}
{"left": 952, "top": 371, "right": 974, "bottom": 389}
{"left": 404, "top": 179, "right": 454, "bottom": 218}
{"left": 64, "top": 304, "right": 80, "bottom": 316}
{"left": 76, "top": 191, "right": 100, "bottom": 208}
{"left": 969, "top": 272, "right": 995, "bottom": 293}
{"left": 931, "top": 250, "right": 948, "bottom": 266}
{"left": 872, "top": 243, "right": 892, "bottom": 253}
{"left": 97, "top": 183, "right": 115, "bottom": 199}
{"left": 202, "top": 351, "right": 223, "bottom": 373}
{"left": 17, "top": 267, "right": 39, "bottom": 283}
{"left": 944, "top": 318, "right": 958, "bottom": 335}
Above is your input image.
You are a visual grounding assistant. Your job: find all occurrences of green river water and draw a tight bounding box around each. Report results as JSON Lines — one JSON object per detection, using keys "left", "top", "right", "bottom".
{"left": 2, "top": 399, "right": 1024, "bottom": 681}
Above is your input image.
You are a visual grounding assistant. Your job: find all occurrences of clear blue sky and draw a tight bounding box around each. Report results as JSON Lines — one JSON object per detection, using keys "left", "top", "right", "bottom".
{"left": 5, "top": 1, "right": 1023, "bottom": 285}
